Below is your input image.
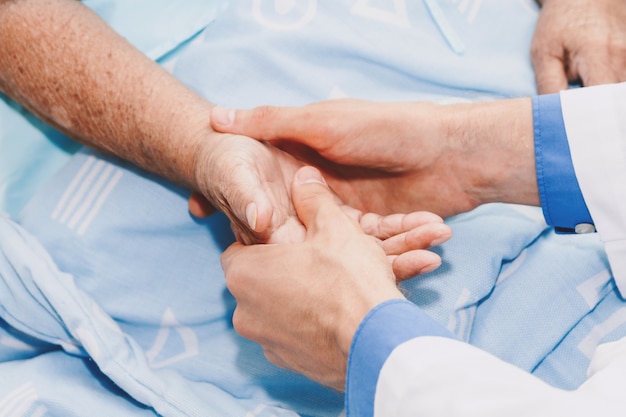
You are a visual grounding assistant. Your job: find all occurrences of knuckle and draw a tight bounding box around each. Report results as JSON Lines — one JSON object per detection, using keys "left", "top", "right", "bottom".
{"left": 223, "top": 262, "right": 245, "bottom": 296}
{"left": 263, "top": 348, "right": 290, "bottom": 371}
{"left": 231, "top": 309, "right": 254, "bottom": 339}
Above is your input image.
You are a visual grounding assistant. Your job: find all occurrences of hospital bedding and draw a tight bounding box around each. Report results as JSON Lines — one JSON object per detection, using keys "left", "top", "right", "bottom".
{"left": 1, "top": 1, "right": 625, "bottom": 416}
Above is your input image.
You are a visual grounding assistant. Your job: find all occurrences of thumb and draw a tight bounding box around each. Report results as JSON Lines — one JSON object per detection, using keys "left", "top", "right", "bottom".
{"left": 291, "top": 166, "right": 347, "bottom": 232}
{"left": 211, "top": 105, "right": 318, "bottom": 147}
{"left": 211, "top": 105, "right": 288, "bottom": 141}
{"left": 210, "top": 106, "right": 236, "bottom": 132}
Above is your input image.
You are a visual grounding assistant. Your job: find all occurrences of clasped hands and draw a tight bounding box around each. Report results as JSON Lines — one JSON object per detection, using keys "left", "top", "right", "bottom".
{"left": 192, "top": 0, "right": 626, "bottom": 392}
{"left": 189, "top": 96, "right": 541, "bottom": 390}
{"left": 188, "top": 103, "right": 460, "bottom": 390}
{"left": 190, "top": 104, "right": 454, "bottom": 279}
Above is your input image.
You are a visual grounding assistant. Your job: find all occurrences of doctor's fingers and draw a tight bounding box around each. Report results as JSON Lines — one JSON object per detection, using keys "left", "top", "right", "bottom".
{"left": 377, "top": 221, "right": 452, "bottom": 256}
{"left": 390, "top": 249, "right": 443, "bottom": 282}
{"left": 359, "top": 211, "right": 446, "bottom": 240}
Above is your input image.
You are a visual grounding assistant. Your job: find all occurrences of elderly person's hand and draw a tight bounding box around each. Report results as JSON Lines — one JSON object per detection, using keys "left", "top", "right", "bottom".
{"left": 532, "top": 0, "right": 626, "bottom": 93}
{"left": 222, "top": 166, "right": 425, "bottom": 390}
{"left": 206, "top": 98, "right": 539, "bottom": 220}
{"left": 191, "top": 133, "right": 304, "bottom": 245}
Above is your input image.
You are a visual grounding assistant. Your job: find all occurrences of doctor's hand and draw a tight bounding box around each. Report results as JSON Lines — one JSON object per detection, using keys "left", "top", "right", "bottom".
{"left": 532, "top": 0, "right": 626, "bottom": 93}
{"left": 208, "top": 98, "right": 539, "bottom": 219}
{"left": 222, "top": 166, "right": 421, "bottom": 391}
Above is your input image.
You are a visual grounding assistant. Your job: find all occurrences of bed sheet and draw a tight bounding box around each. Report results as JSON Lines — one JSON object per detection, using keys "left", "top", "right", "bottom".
{"left": 3, "top": 1, "right": 626, "bottom": 416}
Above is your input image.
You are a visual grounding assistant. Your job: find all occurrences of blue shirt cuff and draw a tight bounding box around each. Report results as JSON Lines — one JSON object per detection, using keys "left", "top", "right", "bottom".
{"left": 533, "top": 94, "right": 593, "bottom": 232}
{"left": 344, "top": 299, "right": 455, "bottom": 417}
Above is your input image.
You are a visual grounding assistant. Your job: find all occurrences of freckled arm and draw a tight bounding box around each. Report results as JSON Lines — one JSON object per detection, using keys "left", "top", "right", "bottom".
{"left": 0, "top": 0, "right": 217, "bottom": 191}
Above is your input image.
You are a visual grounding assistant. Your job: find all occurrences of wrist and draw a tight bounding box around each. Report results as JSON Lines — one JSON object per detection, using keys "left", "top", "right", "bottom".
{"left": 148, "top": 101, "right": 219, "bottom": 193}
{"left": 336, "top": 289, "right": 406, "bottom": 360}
{"left": 442, "top": 98, "right": 539, "bottom": 208}
{"left": 189, "top": 122, "right": 222, "bottom": 195}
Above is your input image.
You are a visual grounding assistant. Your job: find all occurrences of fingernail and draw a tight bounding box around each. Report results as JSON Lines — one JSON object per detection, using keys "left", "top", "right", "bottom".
{"left": 246, "top": 202, "right": 257, "bottom": 231}
{"left": 212, "top": 106, "right": 235, "bottom": 126}
{"left": 430, "top": 236, "right": 449, "bottom": 247}
{"left": 296, "top": 166, "right": 326, "bottom": 185}
{"left": 420, "top": 260, "right": 441, "bottom": 275}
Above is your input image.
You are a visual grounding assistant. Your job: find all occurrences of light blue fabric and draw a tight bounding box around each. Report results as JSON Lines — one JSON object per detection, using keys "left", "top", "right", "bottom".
{"left": 12, "top": 149, "right": 339, "bottom": 417}
{"left": 174, "top": 1, "right": 538, "bottom": 109}
{"left": 0, "top": 211, "right": 308, "bottom": 417}
{"left": 403, "top": 203, "right": 622, "bottom": 390}
{"left": 81, "top": 0, "right": 232, "bottom": 60}
{"left": 0, "top": 96, "right": 81, "bottom": 218}
{"left": 5, "top": 1, "right": 624, "bottom": 416}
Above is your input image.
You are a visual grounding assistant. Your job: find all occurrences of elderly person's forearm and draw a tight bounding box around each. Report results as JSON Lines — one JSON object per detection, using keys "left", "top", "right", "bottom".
{"left": 0, "top": 0, "right": 215, "bottom": 192}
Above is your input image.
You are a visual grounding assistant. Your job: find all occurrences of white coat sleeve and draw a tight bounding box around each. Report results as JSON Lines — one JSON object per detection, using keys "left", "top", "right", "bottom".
{"left": 346, "top": 300, "right": 626, "bottom": 417}
{"left": 561, "top": 82, "right": 626, "bottom": 295}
